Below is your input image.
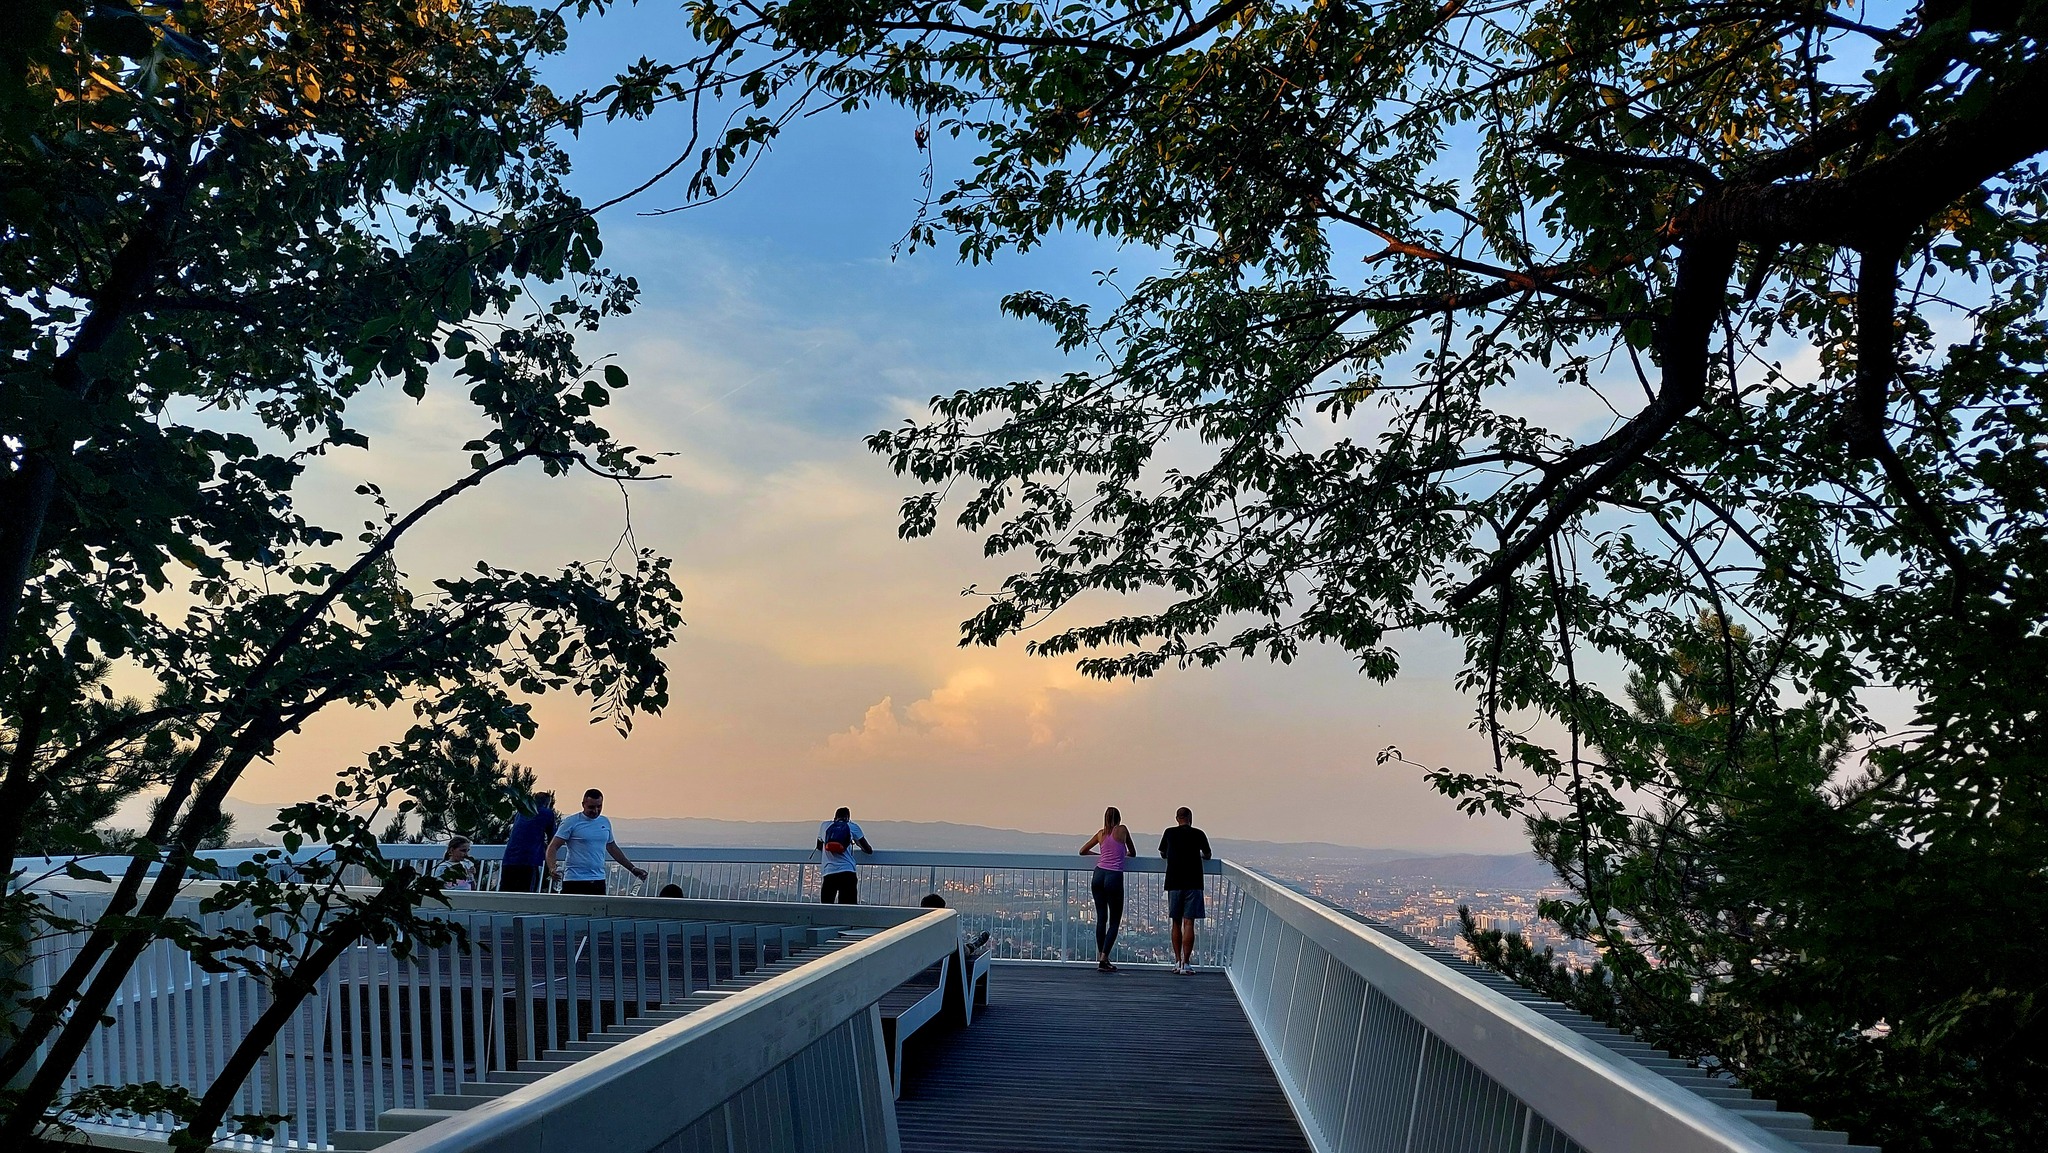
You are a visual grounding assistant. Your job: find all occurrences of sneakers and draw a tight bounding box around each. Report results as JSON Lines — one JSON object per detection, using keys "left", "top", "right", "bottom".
{"left": 1172, "top": 961, "right": 1190, "bottom": 975}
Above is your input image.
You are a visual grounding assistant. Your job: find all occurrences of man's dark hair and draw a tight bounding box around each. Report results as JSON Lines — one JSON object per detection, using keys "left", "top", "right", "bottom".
{"left": 1175, "top": 806, "right": 1192, "bottom": 823}
{"left": 834, "top": 806, "right": 850, "bottom": 820}
{"left": 584, "top": 788, "right": 604, "bottom": 800}
{"left": 919, "top": 893, "right": 947, "bottom": 909}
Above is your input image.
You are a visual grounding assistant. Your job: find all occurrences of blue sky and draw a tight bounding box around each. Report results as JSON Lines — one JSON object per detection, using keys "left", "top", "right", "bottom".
{"left": 232, "top": 5, "right": 1531, "bottom": 853}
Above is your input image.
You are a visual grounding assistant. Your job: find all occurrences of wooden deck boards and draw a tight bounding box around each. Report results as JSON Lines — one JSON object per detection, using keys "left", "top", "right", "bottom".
{"left": 895, "top": 965, "right": 1310, "bottom": 1153}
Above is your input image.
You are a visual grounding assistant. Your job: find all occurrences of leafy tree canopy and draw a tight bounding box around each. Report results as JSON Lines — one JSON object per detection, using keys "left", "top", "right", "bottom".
{"left": 3, "top": 0, "right": 680, "bottom": 1143}
{"left": 640, "top": 0, "right": 2048, "bottom": 1145}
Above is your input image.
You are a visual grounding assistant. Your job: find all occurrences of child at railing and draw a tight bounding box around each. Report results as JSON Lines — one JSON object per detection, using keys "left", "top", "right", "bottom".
{"left": 440, "top": 835, "right": 476, "bottom": 891}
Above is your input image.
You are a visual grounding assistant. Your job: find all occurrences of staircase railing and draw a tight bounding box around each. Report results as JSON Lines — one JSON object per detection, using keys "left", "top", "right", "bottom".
{"left": 23, "top": 884, "right": 935, "bottom": 1150}
{"left": 1224, "top": 863, "right": 1824, "bottom": 1153}
{"left": 372, "top": 904, "right": 956, "bottom": 1153}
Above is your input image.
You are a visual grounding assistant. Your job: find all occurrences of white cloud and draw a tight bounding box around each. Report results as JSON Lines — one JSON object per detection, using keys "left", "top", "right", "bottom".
{"left": 823, "top": 665, "right": 1121, "bottom": 759}
{"left": 225, "top": 215, "right": 1531, "bottom": 855}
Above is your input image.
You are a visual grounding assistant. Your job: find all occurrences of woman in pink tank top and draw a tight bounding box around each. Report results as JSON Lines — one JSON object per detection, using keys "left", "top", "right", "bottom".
{"left": 1080, "top": 807, "right": 1136, "bottom": 971}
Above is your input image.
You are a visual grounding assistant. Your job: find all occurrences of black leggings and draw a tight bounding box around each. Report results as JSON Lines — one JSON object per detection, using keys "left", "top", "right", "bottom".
{"left": 1092, "top": 867, "right": 1125, "bottom": 956}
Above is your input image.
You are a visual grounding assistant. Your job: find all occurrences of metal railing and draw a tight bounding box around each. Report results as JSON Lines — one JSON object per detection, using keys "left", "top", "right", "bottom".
{"left": 21, "top": 847, "right": 1854, "bottom": 1153}
{"left": 374, "top": 904, "right": 957, "bottom": 1153}
{"left": 357, "top": 845, "right": 1239, "bottom": 970}
{"left": 1223, "top": 865, "right": 1812, "bottom": 1153}
{"left": 15, "top": 844, "right": 1239, "bottom": 968}
{"left": 25, "top": 884, "right": 933, "bottom": 1149}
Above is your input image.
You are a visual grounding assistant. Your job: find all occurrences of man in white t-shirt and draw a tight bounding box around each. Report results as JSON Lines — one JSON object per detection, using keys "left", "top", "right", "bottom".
{"left": 544, "top": 788, "right": 649, "bottom": 895}
{"left": 815, "top": 806, "right": 874, "bottom": 904}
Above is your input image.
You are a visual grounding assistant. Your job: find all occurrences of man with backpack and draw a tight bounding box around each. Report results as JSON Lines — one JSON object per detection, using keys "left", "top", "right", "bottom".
{"left": 815, "top": 806, "right": 874, "bottom": 904}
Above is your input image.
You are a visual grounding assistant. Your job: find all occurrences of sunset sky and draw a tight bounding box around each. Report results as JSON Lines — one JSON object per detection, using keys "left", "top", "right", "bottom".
{"left": 230, "top": 7, "right": 1539, "bottom": 854}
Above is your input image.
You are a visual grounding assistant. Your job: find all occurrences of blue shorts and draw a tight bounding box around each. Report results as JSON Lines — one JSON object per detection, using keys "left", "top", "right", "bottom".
{"left": 1167, "top": 889, "right": 1206, "bottom": 920}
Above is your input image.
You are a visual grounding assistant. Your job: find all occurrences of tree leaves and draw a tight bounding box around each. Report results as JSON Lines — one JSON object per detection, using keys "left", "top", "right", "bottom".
{"left": 2, "top": 2, "right": 681, "bottom": 1142}
{"left": 668, "top": 0, "right": 2048, "bottom": 1145}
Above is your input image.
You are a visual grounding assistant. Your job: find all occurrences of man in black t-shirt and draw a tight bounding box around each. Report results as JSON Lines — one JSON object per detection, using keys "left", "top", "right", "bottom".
{"left": 1158, "top": 807, "right": 1213, "bottom": 975}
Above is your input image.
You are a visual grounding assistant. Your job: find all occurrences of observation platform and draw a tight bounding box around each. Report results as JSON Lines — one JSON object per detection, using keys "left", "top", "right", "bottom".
{"left": 24, "top": 846, "right": 1880, "bottom": 1153}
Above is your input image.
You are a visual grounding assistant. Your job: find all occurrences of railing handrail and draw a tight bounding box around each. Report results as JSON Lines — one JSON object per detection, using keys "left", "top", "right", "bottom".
{"left": 36, "top": 878, "right": 936, "bottom": 929}
{"left": 14, "top": 844, "right": 1224, "bottom": 882}
{"left": 373, "top": 906, "right": 959, "bottom": 1153}
{"left": 433, "top": 886, "right": 928, "bottom": 928}
{"left": 1224, "top": 863, "right": 1806, "bottom": 1153}
{"left": 416, "top": 844, "right": 1220, "bottom": 875}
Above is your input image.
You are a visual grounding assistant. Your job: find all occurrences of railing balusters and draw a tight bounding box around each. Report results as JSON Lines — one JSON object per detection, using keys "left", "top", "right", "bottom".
{"left": 317, "top": 952, "right": 340, "bottom": 1147}
{"left": 603, "top": 917, "right": 621, "bottom": 1032}
{"left": 404, "top": 939, "right": 424, "bottom": 1111}
{"left": 36, "top": 844, "right": 1268, "bottom": 1151}
{"left": 374, "top": 937, "right": 393, "bottom": 1130}
{"left": 349, "top": 942, "right": 370, "bottom": 1134}
{"left": 540, "top": 917, "right": 559, "bottom": 1054}
{"left": 291, "top": 965, "right": 313, "bottom": 1149}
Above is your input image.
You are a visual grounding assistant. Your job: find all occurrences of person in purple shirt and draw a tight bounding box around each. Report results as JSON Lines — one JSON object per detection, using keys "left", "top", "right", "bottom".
{"left": 498, "top": 791, "right": 557, "bottom": 893}
{"left": 1080, "top": 806, "right": 1135, "bottom": 972}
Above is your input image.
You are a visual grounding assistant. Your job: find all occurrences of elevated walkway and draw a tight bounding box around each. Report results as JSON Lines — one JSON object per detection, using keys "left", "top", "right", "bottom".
{"left": 27, "top": 848, "right": 1883, "bottom": 1153}
{"left": 898, "top": 966, "right": 1309, "bottom": 1152}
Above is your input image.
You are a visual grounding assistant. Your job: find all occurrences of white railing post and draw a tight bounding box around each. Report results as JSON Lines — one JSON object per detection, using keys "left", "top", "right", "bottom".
{"left": 1059, "top": 871, "right": 1071, "bottom": 961}
{"left": 514, "top": 915, "right": 536, "bottom": 1068}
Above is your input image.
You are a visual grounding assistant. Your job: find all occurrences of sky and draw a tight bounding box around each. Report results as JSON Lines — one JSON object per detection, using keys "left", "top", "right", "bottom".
{"left": 230, "top": 6, "right": 1537, "bottom": 854}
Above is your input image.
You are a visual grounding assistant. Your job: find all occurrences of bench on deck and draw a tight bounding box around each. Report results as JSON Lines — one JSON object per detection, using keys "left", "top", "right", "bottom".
{"left": 944, "top": 930, "right": 993, "bottom": 1028}
{"left": 878, "top": 954, "right": 952, "bottom": 1097}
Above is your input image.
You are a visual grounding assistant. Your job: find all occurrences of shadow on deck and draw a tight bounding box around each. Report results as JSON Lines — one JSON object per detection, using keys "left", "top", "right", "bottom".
{"left": 896, "top": 965, "right": 1310, "bottom": 1153}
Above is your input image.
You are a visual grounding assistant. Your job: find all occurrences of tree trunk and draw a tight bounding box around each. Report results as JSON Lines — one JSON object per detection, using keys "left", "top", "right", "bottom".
{"left": 172, "top": 912, "right": 374, "bottom": 1151}
{"left": 0, "top": 749, "right": 263, "bottom": 1133}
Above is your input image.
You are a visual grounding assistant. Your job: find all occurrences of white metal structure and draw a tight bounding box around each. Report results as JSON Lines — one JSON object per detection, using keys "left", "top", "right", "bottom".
{"left": 19, "top": 848, "right": 1874, "bottom": 1153}
{"left": 368, "top": 903, "right": 958, "bottom": 1153}
{"left": 1224, "top": 864, "right": 1859, "bottom": 1153}
{"left": 27, "top": 845, "right": 1238, "bottom": 969}
{"left": 23, "top": 884, "right": 947, "bottom": 1151}
{"left": 329, "top": 845, "right": 1238, "bottom": 970}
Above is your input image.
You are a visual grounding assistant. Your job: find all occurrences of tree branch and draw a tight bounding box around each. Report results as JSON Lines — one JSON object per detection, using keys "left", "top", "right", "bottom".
{"left": 1447, "top": 239, "right": 1738, "bottom": 610}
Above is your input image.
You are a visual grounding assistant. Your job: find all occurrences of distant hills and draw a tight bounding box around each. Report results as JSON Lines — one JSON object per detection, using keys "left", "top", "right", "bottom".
{"left": 605, "top": 816, "right": 1431, "bottom": 862}
{"left": 604, "top": 819, "right": 1555, "bottom": 888}
{"left": 210, "top": 803, "right": 1551, "bottom": 890}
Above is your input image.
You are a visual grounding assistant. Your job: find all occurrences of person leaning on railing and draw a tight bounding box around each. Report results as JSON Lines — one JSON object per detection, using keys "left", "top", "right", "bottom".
{"left": 1159, "top": 807, "right": 1213, "bottom": 975}
{"left": 815, "top": 806, "right": 873, "bottom": 904}
{"left": 545, "top": 788, "right": 649, "bottom": 895}
{"left": 439, "top": 836, "right": 477, "bottom": 891}
{"left": 1080, "top": 806, "right": 1135, "bottom": 972}
{"left": 499, "top": 790, "right": 557, "bottom": 893}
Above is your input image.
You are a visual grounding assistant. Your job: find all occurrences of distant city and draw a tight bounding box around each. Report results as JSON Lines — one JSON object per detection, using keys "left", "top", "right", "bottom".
{"left": 1224, "top": 848, "right": 1598, "bottom": 967}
